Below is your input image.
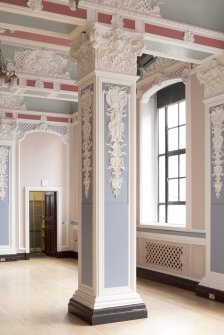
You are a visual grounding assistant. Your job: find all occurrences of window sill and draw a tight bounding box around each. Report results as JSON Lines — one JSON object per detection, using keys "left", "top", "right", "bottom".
{"left": 137, "top": 223, "right": 188, "bottom": 231}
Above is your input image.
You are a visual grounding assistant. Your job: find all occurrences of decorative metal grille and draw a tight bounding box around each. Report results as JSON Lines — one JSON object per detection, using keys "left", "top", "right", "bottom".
{"left": 145, "top": 241, "right": 183, "bottom": 271}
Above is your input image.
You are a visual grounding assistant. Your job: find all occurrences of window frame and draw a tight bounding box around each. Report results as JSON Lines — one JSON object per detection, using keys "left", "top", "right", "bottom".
{"left": 158, "top": 99, "right": 186, "bottom": 225}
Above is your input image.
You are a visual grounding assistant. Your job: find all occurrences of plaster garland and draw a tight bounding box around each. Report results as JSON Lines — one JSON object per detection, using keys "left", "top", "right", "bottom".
{"left": 81, "top": 87, "right": 93, "bottom": 198}
{"left": 0, "top": 146, "right": 9, "bottom": 202}
{"left": 210, "top": 105, "right": 224, "bottom": 199}
{"left": 105, "top": 86, "right": 128, "bottom": 197}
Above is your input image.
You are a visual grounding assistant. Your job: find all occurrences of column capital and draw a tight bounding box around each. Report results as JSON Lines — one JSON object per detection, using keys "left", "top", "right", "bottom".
{"left": 70, "top": 17, "right": 144, "bottom": 80}
{"left": 197, "top": 52, "right": 224, "bottom": 99}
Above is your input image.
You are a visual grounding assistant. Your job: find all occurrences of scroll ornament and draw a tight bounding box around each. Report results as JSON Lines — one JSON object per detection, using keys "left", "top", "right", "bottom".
{"left": 211, "top": 106, "right": 224, "bottom": 199}
{"left": 0, "top": 147, "right": 9, "bottom": 202}
{"left": 82, "top": 87, "right": 93, "bottom": 198}
{"left": 105, "top": 86, "right": 128, "bottom": 197}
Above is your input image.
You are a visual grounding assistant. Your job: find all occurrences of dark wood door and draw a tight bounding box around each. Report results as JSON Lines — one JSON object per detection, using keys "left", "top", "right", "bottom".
{"left": 43, "top": 192, "right": 57, "bottom": 257}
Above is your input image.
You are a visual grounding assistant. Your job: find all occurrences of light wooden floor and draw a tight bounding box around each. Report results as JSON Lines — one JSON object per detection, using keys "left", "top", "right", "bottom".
{"left": 0, "top": 257, "right": 224, "bottom": 335}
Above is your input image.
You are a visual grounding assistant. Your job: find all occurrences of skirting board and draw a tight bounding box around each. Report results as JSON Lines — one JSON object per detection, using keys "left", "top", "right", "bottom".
{"left": 0, "top": 253, "right": 30, "bottom": 262}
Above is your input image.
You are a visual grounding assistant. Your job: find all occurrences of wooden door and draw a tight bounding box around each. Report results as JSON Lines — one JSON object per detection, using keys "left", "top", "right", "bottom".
{"left": 43, "top": 192, "right": 57, "bottom": 257}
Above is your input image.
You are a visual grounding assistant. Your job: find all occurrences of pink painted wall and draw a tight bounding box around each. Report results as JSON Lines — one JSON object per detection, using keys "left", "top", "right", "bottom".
{"left": 19, "top": 132, "right": 68, "bottom": 249}
{"left": 191, "top": 75, "right": 205, "bottom": 230}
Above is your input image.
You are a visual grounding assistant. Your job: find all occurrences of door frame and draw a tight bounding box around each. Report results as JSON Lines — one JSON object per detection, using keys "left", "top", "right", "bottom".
{"left": 25, "top": 187, "right": 62, "bottom": 254}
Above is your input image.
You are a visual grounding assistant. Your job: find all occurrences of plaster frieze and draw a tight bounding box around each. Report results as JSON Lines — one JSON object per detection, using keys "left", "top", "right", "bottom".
{"left": 210, "top": 104, "right": 224, "bottom": 199}
{"left": 80, "top": 0, "right": 161, "bottom": 17}
{"left": 197, "top": 54, "right": 224, "bottom": 98}
{"left": 0, "top": 146, "right": 9, "bottom": 202}
{"left": 81, "top": 86, "right": 93, "bottom": 198}
{"left": 70, "top": 18, "right": 144, "bottom": 78}
{"left": 7, "top": 48, "right": 71, "bottom": 80}
{"left": 105, "top": 85, "right": 128, "bottom": 197}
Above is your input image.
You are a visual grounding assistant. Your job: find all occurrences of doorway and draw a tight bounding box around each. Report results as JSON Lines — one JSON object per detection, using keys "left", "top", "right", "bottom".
{"left": 29, "top": 191, "right": 57, "bottom": 257}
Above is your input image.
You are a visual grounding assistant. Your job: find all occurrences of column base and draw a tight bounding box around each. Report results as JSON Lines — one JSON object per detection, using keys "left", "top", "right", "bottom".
{"left": 68, "top": 298, "right": 148, "bottom": 325}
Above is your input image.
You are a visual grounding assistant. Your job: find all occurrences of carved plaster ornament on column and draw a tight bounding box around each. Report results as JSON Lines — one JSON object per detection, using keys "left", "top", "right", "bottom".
{"left": 210, "top": 105, "right": 224, "bottom": 199}
{"left": 93, "top": 14, "right": 144, "bottom": 75}
{"left": 27, "top": 0, "right": 43, "bottom": 11}
{"left": 0, "top": 146, "right": 9, "bottom": 201}
{"left": 105, "top": 86, "right": 128, "bottom": 197}
{"left": 81, "top": 87, "right": 93, "bottom": 198}
{"left": 197, "top": 54, "right": 224, "bottom": 97}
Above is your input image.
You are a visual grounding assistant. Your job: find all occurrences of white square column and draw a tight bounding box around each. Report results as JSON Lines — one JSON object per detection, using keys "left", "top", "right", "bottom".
{"left": 68, "top": 20, "right": 147, "bottom": 324}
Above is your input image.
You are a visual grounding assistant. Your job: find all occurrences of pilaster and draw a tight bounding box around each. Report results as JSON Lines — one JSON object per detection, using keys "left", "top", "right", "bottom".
{"left": 196, "top": 53, "right": 224, "bottom": 298}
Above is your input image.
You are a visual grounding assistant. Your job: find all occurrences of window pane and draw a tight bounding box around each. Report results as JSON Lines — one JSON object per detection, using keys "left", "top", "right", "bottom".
{"left": 168, "top": 155, "right": 178, "bottom": 178}
{"left": 179, "top": 101, "right": 186, "bottom": 125}
{"left": 167, "top": 104, "right": 178, "bottom": 128}
{"left": 168, "top": 205, "right": 186, "bottom": 226}
{"left": 180, "top": 178, "right": 186, "bottom": 201}
{"left": 159, "top": 205, "right": 166, "bottom": 223}
{"left": 179, "top": 154, "right": 186, "bottom": 177}
{"left": 179, "top": 125, "right": 186, "bottom": 149}
{"left": 159, "top": 108, "right": 165, "bottom": 154}
{"left": 168, "top": 128, "right": 178, "bottom": 151}
{"left": 168, "top": 179, "right": 178, "bottom": 201}
{"left": 159, "top": 156, "right": 165, "bottom": 202}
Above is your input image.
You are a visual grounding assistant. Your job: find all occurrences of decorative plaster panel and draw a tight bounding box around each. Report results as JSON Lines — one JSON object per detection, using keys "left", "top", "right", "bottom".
{"left": 0, "top": 146, "right": 9, "bottom": 202}
{"left": 197, "top": 53, "right": 224, "bottom": 98}
{"left": 105, "top": 85, "right": 128, "bottom": 197}
{"left": 81, "top": 86, "right": 93, "bottom": 198}
{"left": 0, "top": 95, "right": 26, "bottom": 110}
{"left": 210, "top": 104, "right": 224, "bottom": 199}
{"left": 0, "top": 119, "right": 17, "bottom": 141}
{"left": 8, "top": 48, "right": 71, "bottom": 79}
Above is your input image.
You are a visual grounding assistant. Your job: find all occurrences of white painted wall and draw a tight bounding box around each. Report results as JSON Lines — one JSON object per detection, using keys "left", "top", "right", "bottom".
{"left": 18, "top": 131, "right": 69, "bottom": 253}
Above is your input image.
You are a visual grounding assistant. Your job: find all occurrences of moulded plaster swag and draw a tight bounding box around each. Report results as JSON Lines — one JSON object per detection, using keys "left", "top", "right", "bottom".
{"left": 0, "top": 146, "right": 9, "bottom": 202}
{"left": 197, "top": 53, "right": 224, "bottom": 98}
{"left": 105, "top": 85, "right": 128, "bottom": 197}
{"left": 210, "top": 105, "right": 224, "bottom": 199}
{"left": 7, "top": 48, "right": 71, "bottom": 80}
{"left": 81, "top": 86, "right": 93, "bottom": 198}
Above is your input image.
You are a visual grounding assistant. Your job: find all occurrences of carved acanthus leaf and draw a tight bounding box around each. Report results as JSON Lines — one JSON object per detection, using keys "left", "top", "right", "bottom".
{"left": 197, "top": 54, "right": 224, "bottom": 97}
{"left": 70, "top": 31, "right": 94, "bottom": 80}
{"left": 105, "top": 85, "right": 128, "bottom": 197}
{"left": 210, "top": 105, "right": 224, "bottom": 199}
{"left": 93, "top": 23, "right": 144, "bottom": 75}
{"left": 7, "top": 48, "right": 70, "bottom": 79}
{"left": 0, "top": 146, "right": 9, "bottom": 202}
{"left": 0, "top": 119, "right": 17, "bottom": 141}
{"left": 81, "top": 87, "right": 93, "bottom": 198}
